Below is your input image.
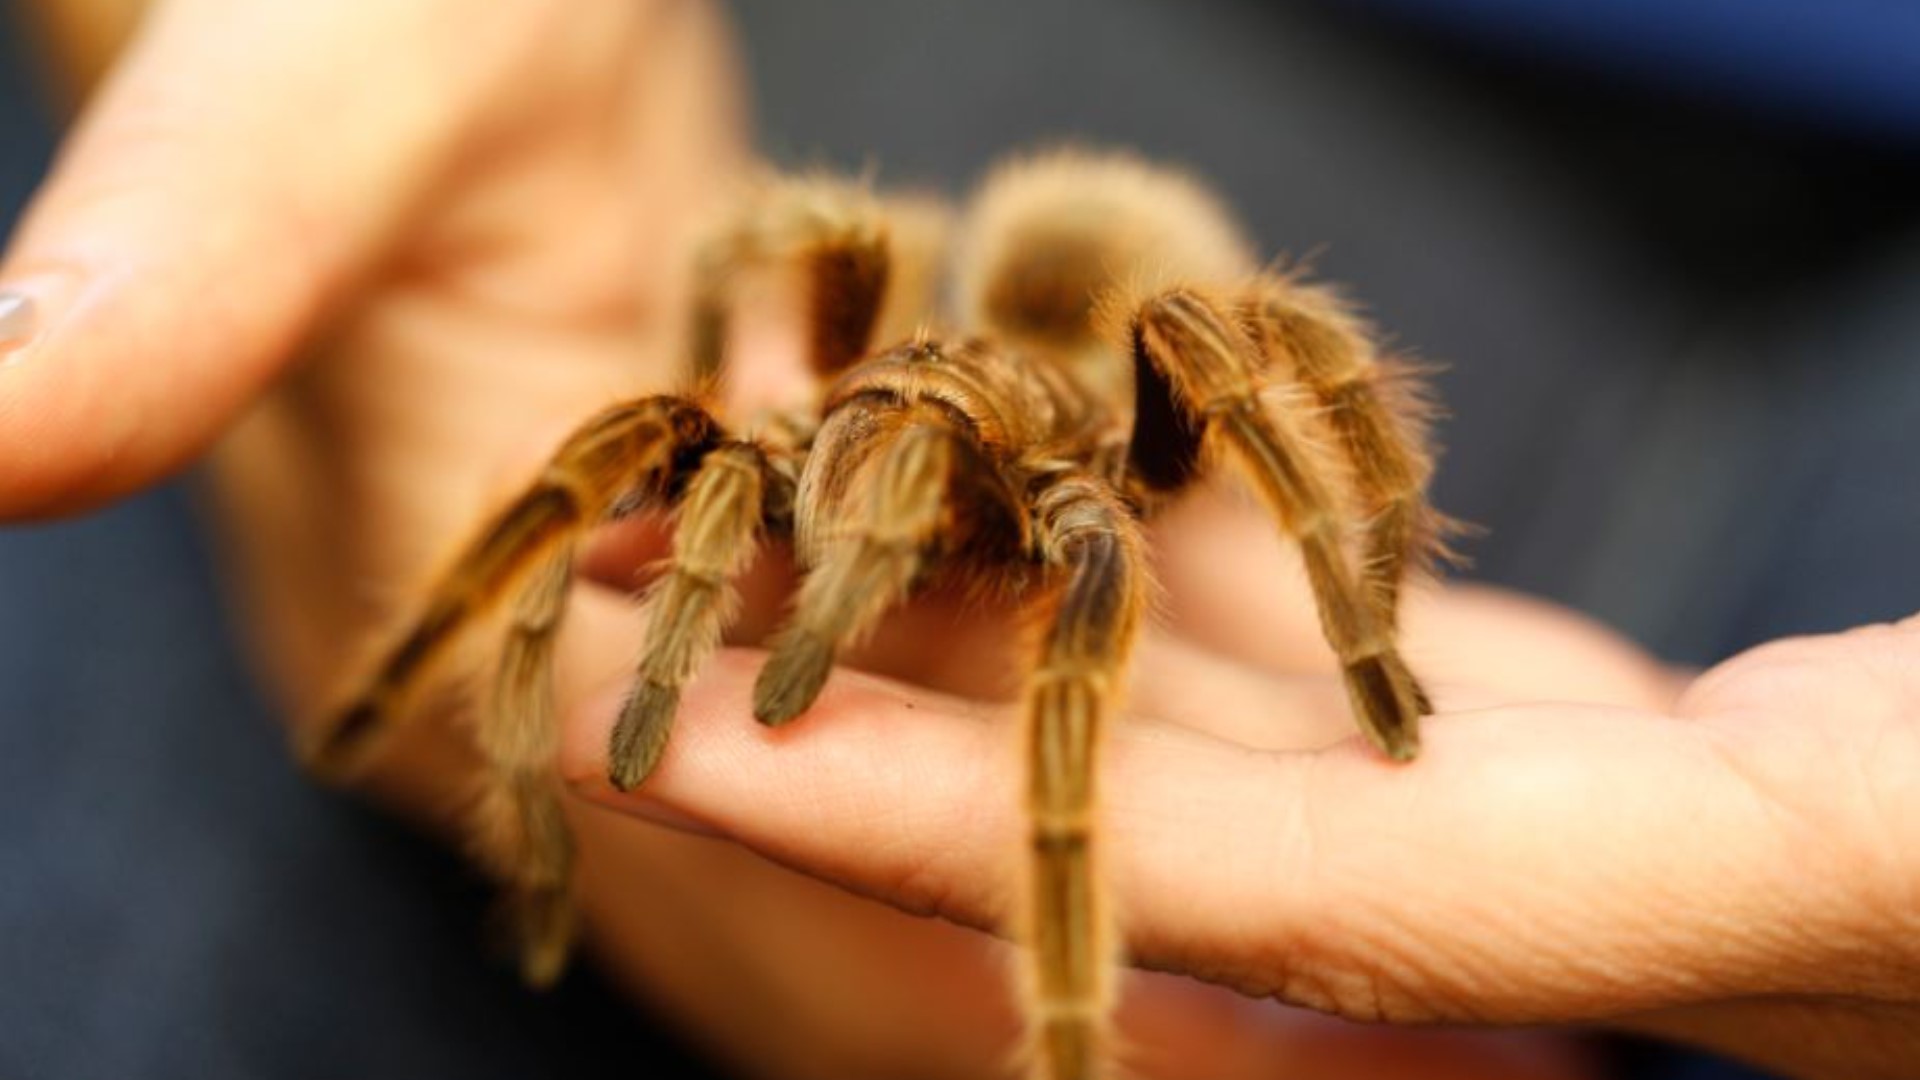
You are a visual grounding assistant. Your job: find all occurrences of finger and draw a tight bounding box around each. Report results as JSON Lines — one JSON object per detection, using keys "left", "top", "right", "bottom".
{"left": 1153, "top": 486, "right": 1682, "bottom": 711}
{"left": 0, "top": 0, "right": 487, "bottom": 517}
{"left": 546, "top": 590, "right": 1599, "bottom": 1080}
{"left": 563, "top": 658, "right": 1856, "bottom": 1025}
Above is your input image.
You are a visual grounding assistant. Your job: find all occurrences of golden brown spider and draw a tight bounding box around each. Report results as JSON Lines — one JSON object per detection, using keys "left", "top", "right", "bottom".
{"left": 305, "top": 148, "right": 1446, "bottom": 1080}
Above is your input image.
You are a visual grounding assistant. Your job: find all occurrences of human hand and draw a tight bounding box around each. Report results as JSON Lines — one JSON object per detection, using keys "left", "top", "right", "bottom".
{"left": 565, "top": 487, "right": 1920, "bottom": 1080}
{"left": 2, "top": 0, "right": 741, "bottom": 780}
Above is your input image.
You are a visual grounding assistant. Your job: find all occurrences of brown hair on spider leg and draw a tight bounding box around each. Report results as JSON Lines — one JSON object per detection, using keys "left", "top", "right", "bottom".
{"left": 1242, "top": 276, "right": 1456, "bottom": 625}
{"left": 754, "top": 402, "right": 985, "bottom": 726}
{"left": 1126, "top": 287, "right": 1427, "bottom": 758}
{"left": 308, "top": 395, "right": 726, "bottom": 981}
{"left": 1016, "top": 473, "right": 1149, "bottom": 1080}
{"left": 609, "top": 440, "right": 785, "bottom": 790}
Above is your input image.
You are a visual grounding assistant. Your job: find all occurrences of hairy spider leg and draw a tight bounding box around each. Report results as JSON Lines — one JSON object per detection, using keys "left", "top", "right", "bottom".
{"left": 485, "top": 541, "right": 577, "bottom": 985}
{"left": 752, "top": 400, "right": 993, "bottom": 725}
{"left": 751, "top": 333, "right": 1057, "bottom": 725}
{"left": 688, "top": 174, "right": 948, "bottom": 385}
{"left": 608, "top": 440, "right": 792, "bottom": 790}
{"left": 1242, "top": 276, "right": 1450, "bottom": 630}
{"left": 1018, "top": 474, "right": 1147, "bottom": 1080}
{"left": 1128, "top": 289, "right": 1427, "bottom": 759}
{"left": 310, "top": 395, "right": 725, "bottom": 984}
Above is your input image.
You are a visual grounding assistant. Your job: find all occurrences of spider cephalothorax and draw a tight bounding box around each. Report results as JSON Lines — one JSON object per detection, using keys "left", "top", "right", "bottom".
{"left": 307, "top": 148, "right": 1447, "bottom": 1080}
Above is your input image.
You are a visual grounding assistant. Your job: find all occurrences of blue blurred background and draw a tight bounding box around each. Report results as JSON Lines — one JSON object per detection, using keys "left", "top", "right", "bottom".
{"left": 2, "top": 2, "right": 1916, "bottom": 1078}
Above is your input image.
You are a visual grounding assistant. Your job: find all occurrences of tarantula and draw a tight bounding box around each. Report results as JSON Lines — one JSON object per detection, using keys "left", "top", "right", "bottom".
{"left": 305, "top": 148, "right": 1444, "bottom": 1080}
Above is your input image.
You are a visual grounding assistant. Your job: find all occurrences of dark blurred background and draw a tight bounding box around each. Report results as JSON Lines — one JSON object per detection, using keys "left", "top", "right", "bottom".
{"left": 2, "top": 2, "right": 1915, "bottom": 1078}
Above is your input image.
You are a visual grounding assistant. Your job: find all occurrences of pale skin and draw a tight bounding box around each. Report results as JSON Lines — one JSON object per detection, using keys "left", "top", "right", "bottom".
{"left": 3, "top": 2, "right": 1917, "bottom": 1079}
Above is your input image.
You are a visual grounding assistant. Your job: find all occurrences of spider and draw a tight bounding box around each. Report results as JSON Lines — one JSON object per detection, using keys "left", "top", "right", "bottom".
{"left": 304, "top": 148, "right": 1446, "bottom": 1080}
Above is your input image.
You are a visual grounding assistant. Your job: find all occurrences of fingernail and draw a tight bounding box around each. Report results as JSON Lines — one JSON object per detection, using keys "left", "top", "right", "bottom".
{"left": 0, "top": 290, "right": 34, "bottom": 352}
{"left": 0, "top": 268, "right": 89, "bottom": 364}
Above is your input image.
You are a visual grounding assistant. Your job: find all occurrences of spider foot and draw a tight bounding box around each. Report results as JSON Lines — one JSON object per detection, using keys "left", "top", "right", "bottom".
{"left": 509, "top": 888, "right": 574, "bottom": 990}
{"left": 1343, "top": 651, "right": 1427, "bottom": 762}
{"left": 752, "top": 630, "right": 835, "bottom": 726}
{"left": 609, "top": 680, "right": 679, "bottom": 791}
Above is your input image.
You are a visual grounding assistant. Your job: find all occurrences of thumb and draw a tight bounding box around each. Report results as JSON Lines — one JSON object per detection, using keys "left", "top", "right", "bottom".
{"left": 0, "top": 0, "right": 476, "bottom": 517}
